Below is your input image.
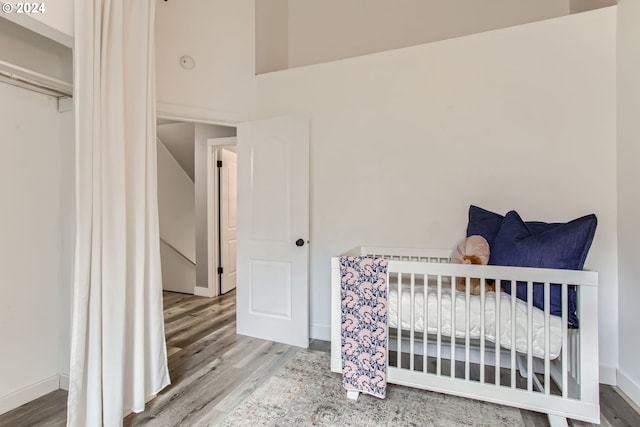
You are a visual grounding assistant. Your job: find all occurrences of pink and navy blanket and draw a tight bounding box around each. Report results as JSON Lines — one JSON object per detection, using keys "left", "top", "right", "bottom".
{"left": 339, "top": 256, "right": 388, "bottom": 399}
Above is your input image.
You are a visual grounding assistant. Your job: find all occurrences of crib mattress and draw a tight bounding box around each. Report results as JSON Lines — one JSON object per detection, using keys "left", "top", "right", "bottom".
{"left": 388, "top": 283, "right": 562, "bottom": 359}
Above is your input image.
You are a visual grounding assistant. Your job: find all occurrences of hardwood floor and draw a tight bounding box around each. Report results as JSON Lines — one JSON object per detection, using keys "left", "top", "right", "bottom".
{"left": 125, "top": 290, "right": 302, "bottom": 426}
{"left": 0, "top": 390, "right": 67, "bottom": 427}
{"left": 1, "top": 291, "right": 639, "bottom": 426}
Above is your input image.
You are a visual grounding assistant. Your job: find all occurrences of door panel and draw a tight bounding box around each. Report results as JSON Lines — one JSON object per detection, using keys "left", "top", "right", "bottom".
{"left": 249, "top": 140, "right": 290, "bottom": 242}
{"left": 249, "top": 260, "right": 291, "bottom": 318}
{"left": 237, "top": 115, "right": 309, "bottom": 348}
{"left": 220, "top": 148, "right": 237, "bottom": 294}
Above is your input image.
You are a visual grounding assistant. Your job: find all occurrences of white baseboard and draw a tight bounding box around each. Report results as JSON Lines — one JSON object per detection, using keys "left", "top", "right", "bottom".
{"left": 59, "top": 373, "right": 70, "bottom": 391}
{"left": 617, "top": 369, "right": 640, "bottom": 408}
{"left": 599, "top": 364, "right": 617, "bottom": 385}
{"left": 0, "top": 375, "right": 60, "bottom": 416}
{"left": 311, "top": 323, "right": 331, "bottom": 341}
{"left": 194, "top": 286, "right": 214, "bottom": 298}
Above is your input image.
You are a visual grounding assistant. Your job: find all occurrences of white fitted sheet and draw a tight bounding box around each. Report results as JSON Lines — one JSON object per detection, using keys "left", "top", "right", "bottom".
{"left": 388, "top": 282, "right": 562, "bottom": 360}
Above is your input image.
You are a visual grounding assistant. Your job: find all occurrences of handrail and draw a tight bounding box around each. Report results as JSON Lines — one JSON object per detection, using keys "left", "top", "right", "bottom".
{"left": 160, "top": 237, "right": 196, "bottom": 266}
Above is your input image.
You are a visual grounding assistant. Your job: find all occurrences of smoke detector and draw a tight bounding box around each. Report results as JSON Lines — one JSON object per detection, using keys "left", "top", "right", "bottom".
{"left": 179, "top": 56, "right": 195, "bottom": 70}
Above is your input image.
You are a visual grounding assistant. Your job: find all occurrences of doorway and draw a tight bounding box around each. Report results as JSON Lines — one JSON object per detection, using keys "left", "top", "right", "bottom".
{"left": 155, "top": 120, "right": 236, "bottom": 296}
{"left": 206, "top": 137, "right": 237, "bottom": 298}
{"left": 158, "top": 114, "right": 310, "bottom": 348}
{"left": 156, "top": 121, "right": 197, "bottom": 294}
{"left": 216, "top": 147, "right": 238, "bottom": 295}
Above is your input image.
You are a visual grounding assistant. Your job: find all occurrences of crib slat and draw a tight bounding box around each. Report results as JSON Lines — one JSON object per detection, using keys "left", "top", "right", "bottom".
{"left": 511, "top": 280, "right": 517, "bottom": 389}
{"left": 527, "top": 281, "right": 534, "bottom": 392}
{"left": 544, "top": 282, "right": 551, "bottom": 395}
{"left": 410, "top": 273, "right": 415, "bottom": 371}
{"left": 562, "top": 283, "right": 568, "bottom": 398}
{"left": 495, "top": 279, "right": 501, "bottom": 386}
{"left": 572, "top": 330, "right": 577, "bottom": 381}
{"left": 423, "top": 274, "right": 428, "bottom": 373}
{"left": 480, "top": 278, "right": 486, "bottom": 384}
{"left": 576, "top": 325, "right": 582, "bottom": 388}
{"left": 465, "top": 276, "right": 470, "bottom": 381}
{"left": 451, "top": 274, "right": 456, "bottom": 379}
{"left": 437, "top": 275, "right": 442, "bottom": 376}
{"left": 398, "top": 272, "right": 402, "bottom": 369}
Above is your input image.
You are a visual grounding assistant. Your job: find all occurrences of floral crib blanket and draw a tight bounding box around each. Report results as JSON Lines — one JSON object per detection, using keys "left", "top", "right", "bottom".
{"left": 339, "top": 256, "right": 388, "bottom": 399}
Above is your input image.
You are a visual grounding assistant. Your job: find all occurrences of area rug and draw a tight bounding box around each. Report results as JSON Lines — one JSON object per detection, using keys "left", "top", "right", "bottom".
{"left": 221, "top": 350, "right": 524, "bottom": 426}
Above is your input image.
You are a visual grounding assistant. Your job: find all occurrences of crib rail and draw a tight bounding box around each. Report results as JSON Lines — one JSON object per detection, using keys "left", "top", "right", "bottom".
{"left": 330, "top": 247, "right": 599, "bottom": 424}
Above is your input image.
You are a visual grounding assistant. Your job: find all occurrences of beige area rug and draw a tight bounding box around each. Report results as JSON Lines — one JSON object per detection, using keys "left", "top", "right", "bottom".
{"left": 221, "top": 350, "right": 524, "bottom": 426}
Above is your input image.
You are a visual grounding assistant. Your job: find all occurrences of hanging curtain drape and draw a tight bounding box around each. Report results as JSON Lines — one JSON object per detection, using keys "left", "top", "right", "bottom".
{"left": 68, "top": 1, "right": 170, "bottom": 426}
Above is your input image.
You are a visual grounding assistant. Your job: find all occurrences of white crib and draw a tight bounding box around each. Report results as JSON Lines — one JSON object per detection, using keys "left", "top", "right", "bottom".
{"left": 331, "top": 246, "right": 600, "bottom": 426}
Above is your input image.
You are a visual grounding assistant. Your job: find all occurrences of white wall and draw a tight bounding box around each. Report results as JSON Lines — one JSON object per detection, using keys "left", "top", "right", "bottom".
{"left": 0, "top": 82, "right": 73, "bottom": 412}
{"left": 571, "top": 0, "right": 617, "bottom": 14}
{"left": 257, "top": 8, "right": 618, "bottom": 376}
{"left": 286, "top": 0, "right": 570, "bottom": 69}
{"left": 159, "top": 241, "right": 196, "bottom": 296}
{"left": 0, "top": 17, "right": 73, "bottom": 84}
{"left": 0, "top": 2, "right": 72, "bottom": 49}
{"left": 617, "top": 0, "right": 640, "bottom": 405}
{"left": 26, "top": 0, "right": 73, "bottom": 37}
{"left": 255, "top": 0, "right": 288, "bottom": 74}
{"left": 157, "top": 139, "right": 196, "bottom": 293}
{"left": 194, "top": 124, "right": 236, "bottom": 289}
{"left": 157, "top": 122, "right": 196, "bottom": 181}
{"left": 155, "top": 0, "right": 256, "bottom": 123}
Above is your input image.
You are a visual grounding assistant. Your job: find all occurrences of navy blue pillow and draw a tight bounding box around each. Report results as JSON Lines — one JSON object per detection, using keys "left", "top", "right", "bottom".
{"left": 467, "top": 205, "right": 563, "bottom": 249}
{"left": 466, "top": 205, "right": 504, "bottom": 248}
{"left": 490, "top": 211, "right": 597, "bottom": 327}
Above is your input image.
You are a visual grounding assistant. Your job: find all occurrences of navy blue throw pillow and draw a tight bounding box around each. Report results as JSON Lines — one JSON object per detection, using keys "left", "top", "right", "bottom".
{"left": 467, "top": 205, "right": 564, "bottom": 261}
{"left": 490, "top": 211, "right": 597, "bottom": 327}
{"left": 466, "top": 205, "right": 504, "bottom": 248}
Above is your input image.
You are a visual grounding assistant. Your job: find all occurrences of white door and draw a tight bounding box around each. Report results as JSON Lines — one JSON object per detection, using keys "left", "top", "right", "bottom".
{"left": 219, "top": 148, "right": 237, "bottom": 294}
{"left": 236, "top": 115, "right": 309, "bottom": 348}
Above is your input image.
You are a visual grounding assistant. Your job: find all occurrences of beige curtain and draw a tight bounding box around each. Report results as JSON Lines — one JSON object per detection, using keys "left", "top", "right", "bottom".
{"left": 67, "top": 1, "right": 170, "bottom": 425}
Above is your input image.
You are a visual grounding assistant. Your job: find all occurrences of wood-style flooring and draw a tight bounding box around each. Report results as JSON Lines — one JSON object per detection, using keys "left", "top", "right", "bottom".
{"left": 1, "top": 291, "right": 639, "bottom": 426}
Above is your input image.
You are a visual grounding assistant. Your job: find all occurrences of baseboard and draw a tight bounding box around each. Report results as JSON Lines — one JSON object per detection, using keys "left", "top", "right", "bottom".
{"left": 310, "top": 323, "right": 331, "bottom": 341}
{"left": 194, "top": 286, "right": 214, "bottom": 298}
{"left": 0, "top": 375, "right": 60, "bottom": 416}
{"left": 617, "top": 369, "right": 640, "bottom": 408}
{"left": 59, "top": 373, "right": 70, "bottom": 391}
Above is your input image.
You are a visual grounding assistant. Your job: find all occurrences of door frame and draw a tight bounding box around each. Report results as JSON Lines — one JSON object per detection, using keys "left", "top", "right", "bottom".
{"left": 204, "top": 137, "right": 237, "bottom": 298}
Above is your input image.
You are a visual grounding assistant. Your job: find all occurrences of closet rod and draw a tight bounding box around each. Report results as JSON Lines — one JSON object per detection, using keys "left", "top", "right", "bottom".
{"left": 0, "top": 60, "right": 72, "bottom": 98}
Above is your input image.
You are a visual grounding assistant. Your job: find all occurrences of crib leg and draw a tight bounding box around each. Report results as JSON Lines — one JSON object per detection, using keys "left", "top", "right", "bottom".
{"left": 547, "top": 414, "right": 568, "bottom": 427}
{"left": 516, "top": 354, "right": 529, "bottom": 379}
{"left": 346, "top": 390, "right": 360, "bottom": 401}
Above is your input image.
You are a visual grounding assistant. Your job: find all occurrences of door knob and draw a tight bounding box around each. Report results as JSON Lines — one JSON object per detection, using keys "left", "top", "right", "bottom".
{"left": 296, "top": 239, "right": 305, "bottom": 247}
